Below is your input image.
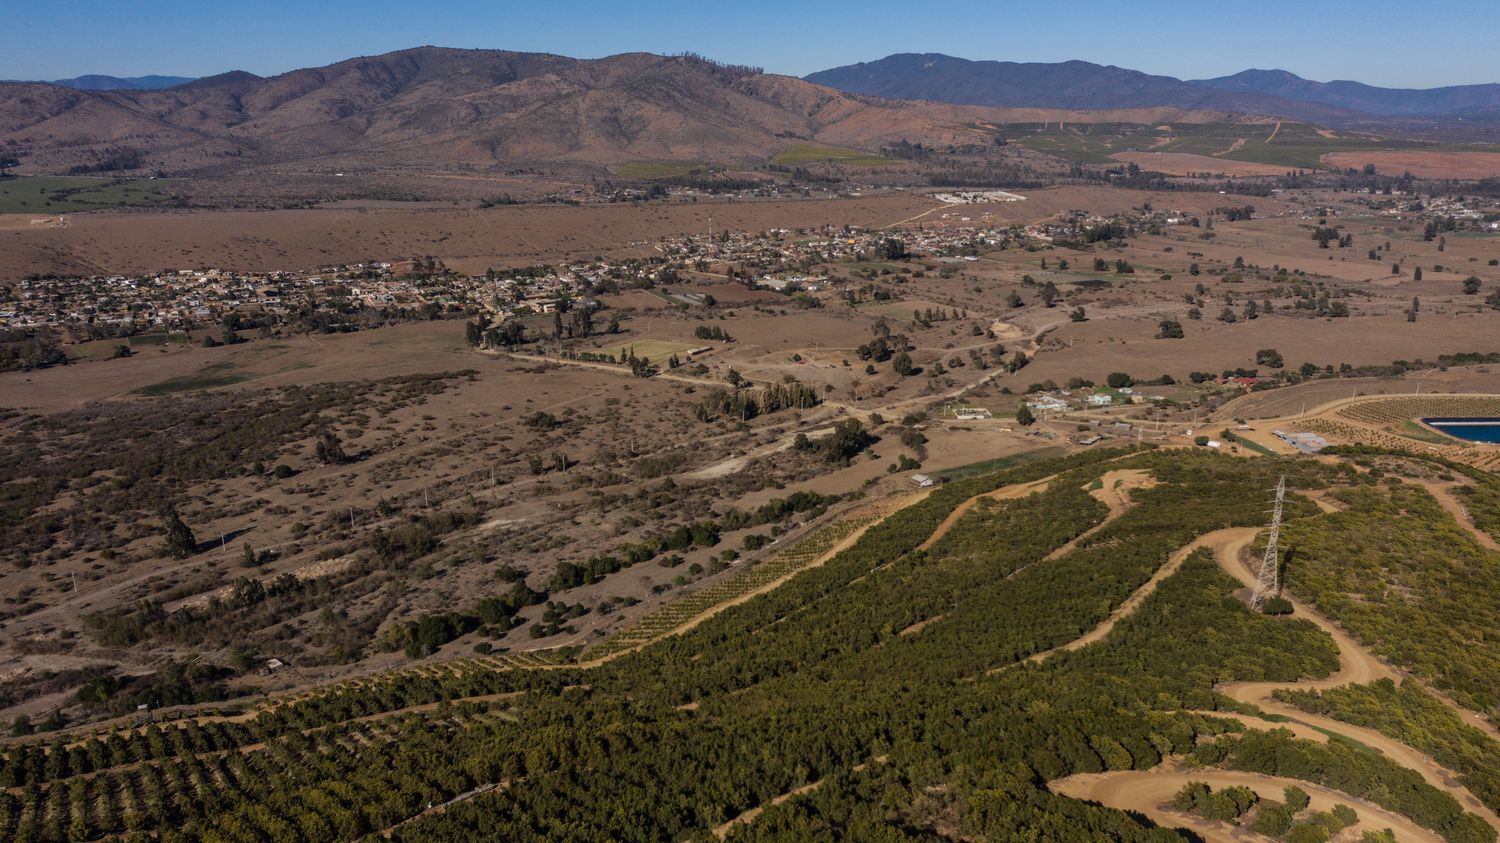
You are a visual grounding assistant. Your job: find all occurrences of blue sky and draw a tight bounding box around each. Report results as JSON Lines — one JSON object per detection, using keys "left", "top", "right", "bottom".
{"left": 5, "top": 0, "right": 1496, "bottom": 88}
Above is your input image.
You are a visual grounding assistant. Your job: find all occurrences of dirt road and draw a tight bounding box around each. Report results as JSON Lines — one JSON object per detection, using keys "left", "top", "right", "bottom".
{"left": 1034, "top": 522, "right": 1500, "bottom": 835}
{"left": 1026, "top": 523, "right": 1218, "bottom": 664}
{"left": 1412, "top": 478, "right": 1500, "bottom": 552}
{"left": 1211, "top": 532, "right": 1500, "bottom": 831}
{"left": 916, "top": 477, "right": 1051, "bottom": 550}
{"left": 1054, "top": 767, "right": 1442, "bottom": 843}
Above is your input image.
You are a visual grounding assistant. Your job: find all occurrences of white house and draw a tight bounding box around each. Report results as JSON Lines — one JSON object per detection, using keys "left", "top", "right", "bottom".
{"left": 1026, "top": 396, "right": 1069, "bottom": 413}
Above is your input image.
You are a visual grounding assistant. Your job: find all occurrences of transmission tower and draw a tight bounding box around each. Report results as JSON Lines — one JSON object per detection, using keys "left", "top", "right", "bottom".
{"left": 1250, "top": 475, "right": 1286, "bottom": 610}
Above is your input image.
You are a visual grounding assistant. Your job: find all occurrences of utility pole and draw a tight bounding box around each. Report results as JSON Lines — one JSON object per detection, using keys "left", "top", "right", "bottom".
{"left": 1251, "top": 475, "right": 1286, "bottom": 611}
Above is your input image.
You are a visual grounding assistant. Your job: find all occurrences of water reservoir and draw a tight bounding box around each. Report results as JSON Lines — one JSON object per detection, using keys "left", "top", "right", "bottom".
{"left": 1423, "top": 418, "right": 1500, "bottom": 444}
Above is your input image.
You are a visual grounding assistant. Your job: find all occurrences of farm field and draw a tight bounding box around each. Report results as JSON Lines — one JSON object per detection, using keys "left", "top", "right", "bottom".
{"left": 0, "top": 175, "right": 172, "bottom": 213}
{"left": 1109, "top": 151, "right": 1292, "bottom": 176}
{"left": 13, "top": 10, "right": 1500, "bottom": 839}
{"left": 1005, "top": 120, "right": 1416, "bottom": 170}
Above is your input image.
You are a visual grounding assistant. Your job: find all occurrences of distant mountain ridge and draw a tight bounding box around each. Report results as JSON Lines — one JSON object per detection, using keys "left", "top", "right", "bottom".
{"left": 30, "top": 74, "right": 198, "bottom": 91}
{"left": 806, "top": 54, "right": 1500, "bottom": 121}
{"left": 1187, "top": 68, "right": 1500, "bottom": 117}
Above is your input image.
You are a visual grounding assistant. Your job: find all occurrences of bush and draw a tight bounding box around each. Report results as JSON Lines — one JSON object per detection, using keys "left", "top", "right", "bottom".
{"left": 1261, "top": 596, "right": 1294, "bottom": 615}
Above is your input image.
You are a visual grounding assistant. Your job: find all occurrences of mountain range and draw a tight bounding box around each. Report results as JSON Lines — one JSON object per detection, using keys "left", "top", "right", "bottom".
{"left": 1187, "top": 68, "right": 1500, "bottom": 117}
{"left": 3, "top": 47, "right": 1499, "bottom": 182}
{"left": 27, "top": 74, "right": 198, "bottom": 91}
{"left": 805, "top": 54, "right": 1500, "bottom": 123}
{"left": 0, "top": 47, "right": 1250, "bottom": 176}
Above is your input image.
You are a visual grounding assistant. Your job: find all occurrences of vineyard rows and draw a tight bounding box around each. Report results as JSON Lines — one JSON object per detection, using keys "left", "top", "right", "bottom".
{"left": 1307, "top": 398, "right": 1500, "bottom": 470}
{"left": 1336, "top": 396, "right": 1500, "bottom": 427}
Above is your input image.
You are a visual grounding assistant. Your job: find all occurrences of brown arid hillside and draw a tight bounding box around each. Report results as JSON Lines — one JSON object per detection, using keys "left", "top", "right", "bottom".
{"left": 0, "top": 46, "right": 1262, "bottom": 176}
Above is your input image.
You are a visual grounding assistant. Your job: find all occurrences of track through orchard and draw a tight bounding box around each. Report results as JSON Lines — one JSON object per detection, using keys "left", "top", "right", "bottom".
{"left": 1038, "top": 523, "right": 1500, "bottom": 836}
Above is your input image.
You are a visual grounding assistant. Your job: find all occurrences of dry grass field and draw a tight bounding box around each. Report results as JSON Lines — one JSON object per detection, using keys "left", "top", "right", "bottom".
{"left": 1109, "top": 151, "right": 1292, "bottom": 177}
{"left": 1322, "top": 150, "right": 1500, "bottom": 178}
{"left": 0, "top": 185, "right": 1304, "bottom": 279}
{"left": 0, "top": 193, "right": 934, "bottom": 278}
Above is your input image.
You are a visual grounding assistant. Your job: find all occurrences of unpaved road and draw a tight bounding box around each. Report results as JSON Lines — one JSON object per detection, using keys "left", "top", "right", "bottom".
{"left": 1039, "top": 469, "right": 1156, "bottom": 564}
{"left": 1039, "top": 523, "right": 1500, "bottom": 835}
{"left": 1412, "top": 478, "right": 1500, "bottom": 552}
{"left": 1054, "top": 766, "right": 1442, "bottom": 843}
{"left": 917, "top": 477, "right": 1052, "bottom": 551}
{"left": 678, "top": 426, "right": 833, "bottom": 482}
{"left": 1026, "top": 524, "right": 1222, "bottom": 665}
{"left": 1211, "top": 532, "right": 1500, "bottom": 829}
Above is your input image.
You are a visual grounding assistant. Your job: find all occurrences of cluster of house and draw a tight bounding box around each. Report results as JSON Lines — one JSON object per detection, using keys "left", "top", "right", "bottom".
{"left": 0, "top": 260, "right": 604, "bottom": 336}
{"left": 653, "top": 220, "right": 1054, "bottom": 287}
{"left": 1024, "top": 387, "right": 1163, "bottom": 415}
{"left": 1366, "top": 194, "right": 1500, "bottom": 230}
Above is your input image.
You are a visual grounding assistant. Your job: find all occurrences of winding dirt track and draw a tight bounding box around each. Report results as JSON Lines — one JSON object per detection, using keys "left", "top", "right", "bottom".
{"left": 1024, "top": 525, "right": 1224, "bottom": 664}
{"left": 1211, "top": 533, "right": 1500, "bottom": 829}
{"left": 1413, "top": 478, "right": 1500, "bottom": 552}
{"left": 917, "top": 477, "right": 1051, "bottom": 551}
{"left": 1047, "top": 525, "right": 1500, "bottom": 835}
{"left": 1053, "top": 767, "right": 1442, "bottom": 843}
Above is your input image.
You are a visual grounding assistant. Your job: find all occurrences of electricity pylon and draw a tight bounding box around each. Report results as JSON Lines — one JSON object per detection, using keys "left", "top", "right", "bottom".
{"left": 1251, "top": 475, "right": 1286, "bottom": 610}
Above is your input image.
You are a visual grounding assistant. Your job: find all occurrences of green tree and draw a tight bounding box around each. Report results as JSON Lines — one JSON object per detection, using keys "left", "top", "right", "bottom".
{"left": 161, "top": 506, "right": 196, "bottom": 559}
{"left": 1015, "top": 404, "right": 1035, "bottom": 427}
{"left": 1040, "top": 282, "right": 1061, "bottom": 307}
{"left": 315, "top": 430, "right": 348, "bottom": 465}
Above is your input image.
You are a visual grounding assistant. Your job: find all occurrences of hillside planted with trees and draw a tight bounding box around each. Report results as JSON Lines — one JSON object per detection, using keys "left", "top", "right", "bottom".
{"left": 2, "top": 449, "right": 1493, "bottom": 842}
{"left": 1279, "top": 478, "right": 1500, "bottom": 724}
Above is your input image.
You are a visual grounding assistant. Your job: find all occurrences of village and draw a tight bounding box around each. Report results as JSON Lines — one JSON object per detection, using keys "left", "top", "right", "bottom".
{"left": 0, "top": 214, "right": 1112, "bottom": 342}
